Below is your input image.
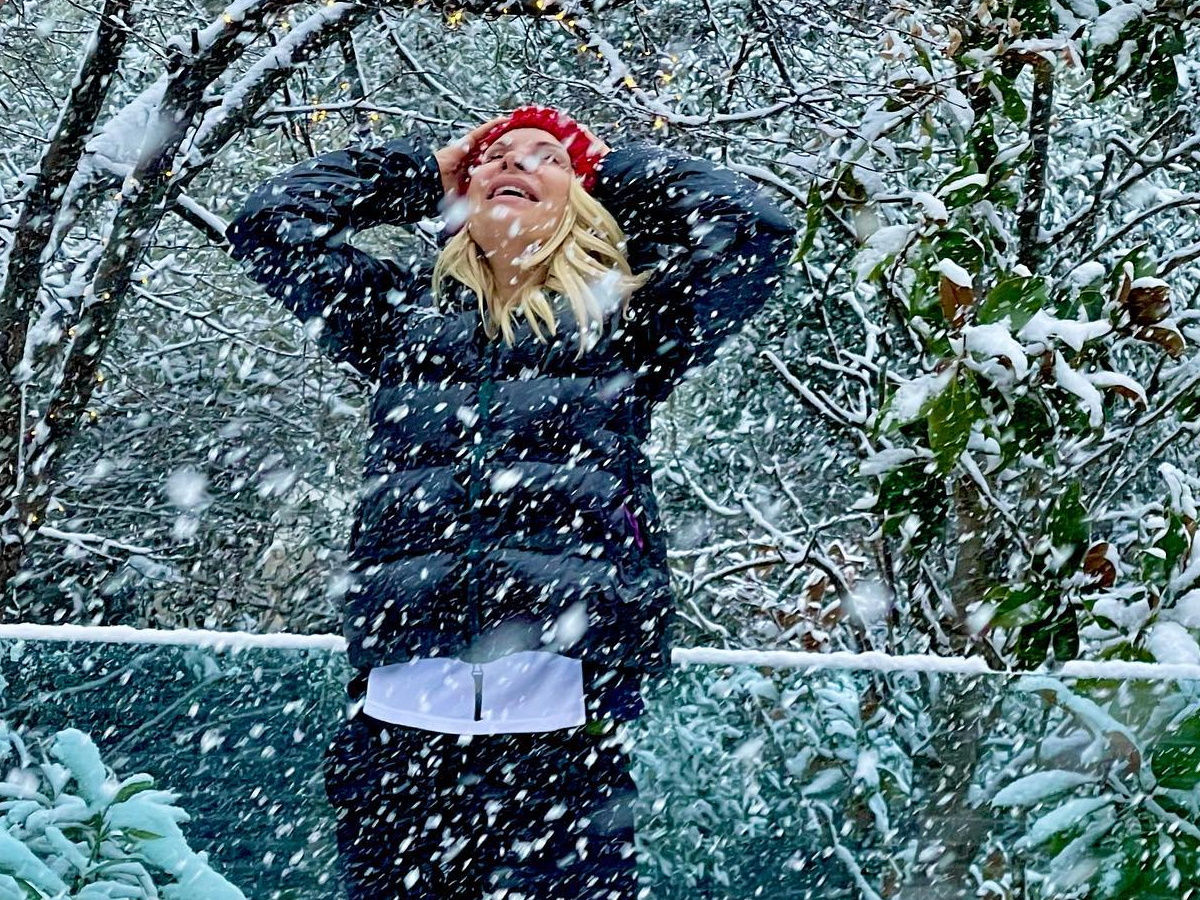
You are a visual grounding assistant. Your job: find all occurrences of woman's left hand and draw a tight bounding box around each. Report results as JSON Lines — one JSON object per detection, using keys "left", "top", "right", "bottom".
{"left": 436, "top": 116, "right": 510, "bottom": 197}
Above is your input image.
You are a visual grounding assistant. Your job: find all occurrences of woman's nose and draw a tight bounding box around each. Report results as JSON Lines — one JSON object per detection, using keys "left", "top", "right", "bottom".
{"left": 501, "top": 150, "right": 537, "bottom": 172}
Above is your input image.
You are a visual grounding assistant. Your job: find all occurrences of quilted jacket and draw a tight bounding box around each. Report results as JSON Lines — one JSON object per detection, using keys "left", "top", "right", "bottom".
{"left": 226, "top": 135, "right": 794, "bottom": 719}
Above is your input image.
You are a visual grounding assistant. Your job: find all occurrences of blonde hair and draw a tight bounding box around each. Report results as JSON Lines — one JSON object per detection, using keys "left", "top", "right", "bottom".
{"left": 432, "top": 179, "right": 651, "bottom": 358}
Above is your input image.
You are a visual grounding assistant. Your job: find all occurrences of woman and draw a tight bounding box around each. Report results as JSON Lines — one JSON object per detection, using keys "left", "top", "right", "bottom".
{"left": 227, "top": 106, "right": 794, "bottom": 900}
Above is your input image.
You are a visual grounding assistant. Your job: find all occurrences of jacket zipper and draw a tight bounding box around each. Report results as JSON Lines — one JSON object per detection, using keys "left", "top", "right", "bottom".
{"left": 465, "top": 330, "right": 498, "bottom": 720}
{"left": 472, "top": 663, "right": 485, "bottom": 721}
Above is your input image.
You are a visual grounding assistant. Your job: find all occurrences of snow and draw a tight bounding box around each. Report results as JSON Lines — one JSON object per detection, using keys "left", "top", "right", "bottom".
{"left": 1021, "top": 796, "right": 1113, "bottom": 847}
{"left": 1160, "top": 463, "right": 1199, "bottom": 520}
{"left": 990, "top": 770, "right": 1095, "bottom": 807}
{"left": 0, "top": 622, "right": 347, "bottom": 651}
{"left": 84, "top": 78, "right": 168, "bottom": 176}
{"left": 4, "top": 624, "right": 1200, "bottom": 682}
{"left": 1090, "top": 2, "right": 1146, "bottom": 49}
{"left": 49, "top": 729, "right": 110, "bottom": 808}
{"left": 1168, "top": 590, "right": 1200, "bottom": 628}
{"left": 1130, "top": 276, "right": 1169, "bottom": 290}
{"left": 864, "top": 224, "right": 913, "bottom": 255}
{"left": 191, "top": 3, "right": 359, "bottom": 158}
{"left": 1146, "top": 621, "right": 1200, "bottom": 666}
{"left": 907, "top": 191, "right": 948, "bottom": 222}
{"left": 962, "top": 323, "right": 1029, "bottom": 379}
{"left": 934, "top": 257, "right": 972, "bottom": 288}
{"left": 858, "top": 447, "right": 924, "bottom": 476}
{"left": 1091, "top": 596, "right": 1151, "bottom": 632}
{"left": 1068, "top": 261, "right": 1106, "bottom": 285}
{"left": 940, "top": 88, "right": 975, "bottom": 131}
{"left": 939, "top": 173, "right": 988, "bottom": 195}
{"left": 1018, "top": 310, "right": 1112, "bottom": 352}
{"left": 166, "top": 467, "right": 210, "bottom": 511}
{"left": 109, "top": 793, "right": 246, "bottom": 900}
{"left": 1087, "top": 370, "right": 1146, "bottom": 404}
{"left": 0, "top": 834, "right": 68, "bottom": 896}
{"left": 1054, "top": 352, "right": 1105, "bottom": 427}
{"left": 883, "top": 369, "right": 953, "bottom": 427}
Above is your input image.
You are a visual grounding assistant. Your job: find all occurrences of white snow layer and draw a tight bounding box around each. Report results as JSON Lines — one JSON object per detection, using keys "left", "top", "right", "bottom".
{"left": 1146, "top": 621, "right": 1200, "bottom": 666}
{"left": 1054, "top": 352, "right": 1105, "bottom": 427}
{"left": 934, "top": 257, "right": 973, "bottom": 288}
{"left": 1090, "top": 2, "right": 1147, "bottom": 49}
{"left": 1168, "top": 590, "right": 1200, "bottom": 628}
{"left": 1018, "top": 310, "right": 1112, "bottom": 352}
{"left": 991, "top": 770, "right": 1095, "bottom": 807}
{"left": 1021, "top": 796, "right": 1113, "bottom": 847}
{"left": 884, "top": 369, "right": 954, "bottom": 427}
{"left": 3, "top": 625, "right": 1200, "bottom": 681}
{"left": 962, "top": 323, "right": 1029, "bottom": 379}
{"left": 1068, "top": 261, "right": 1106, "bottom": 285}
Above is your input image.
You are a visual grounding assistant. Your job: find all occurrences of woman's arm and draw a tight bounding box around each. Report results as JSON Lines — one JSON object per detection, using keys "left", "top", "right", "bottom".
{"left": 225, "top": 137, "right": 443, "bottom": 378}
{"left": 590, "top": 144, "right": 796, "bottom": 403}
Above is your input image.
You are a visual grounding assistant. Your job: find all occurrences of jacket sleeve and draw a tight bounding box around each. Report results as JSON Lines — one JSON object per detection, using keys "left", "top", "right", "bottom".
{"left": 590, "top": 144, "right": 796, "bottom": 404}
{"left": 225, "top": 137, "right": 443, "bottom": 377}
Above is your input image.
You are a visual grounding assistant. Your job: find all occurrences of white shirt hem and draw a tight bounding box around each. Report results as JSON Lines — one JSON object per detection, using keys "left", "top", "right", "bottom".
{"left": 362, "top": 699, "right": 586, "bottom": 735}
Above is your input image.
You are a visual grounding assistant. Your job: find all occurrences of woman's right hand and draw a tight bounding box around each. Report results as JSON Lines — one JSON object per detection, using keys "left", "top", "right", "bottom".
{"left": 435, "top": 116, "right": 509, "bottom": 198}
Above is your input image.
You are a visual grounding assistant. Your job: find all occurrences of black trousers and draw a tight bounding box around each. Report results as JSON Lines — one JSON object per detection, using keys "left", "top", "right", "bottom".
{"left": 323, "top": 712, "right": 640, "bottom": 900}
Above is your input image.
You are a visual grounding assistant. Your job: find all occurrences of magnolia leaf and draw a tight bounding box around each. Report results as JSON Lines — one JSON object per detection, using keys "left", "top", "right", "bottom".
{"left": 1082, "top": 542, "right": 1117, "bottom": 589}
{"left": 927, "top": 370, "right": 981, "bottom": 472}
{"left": 1150, "top": 712, "right": 1200, "bottom": 790}
{"left": 1133, "top": 323, "right": 1186, "bottom": 358}
{"left": 1123, "top": 277, "right": 1171, "bottom": 326}
{"left": 938, "top": 274, "right": 975, "bottom": 329}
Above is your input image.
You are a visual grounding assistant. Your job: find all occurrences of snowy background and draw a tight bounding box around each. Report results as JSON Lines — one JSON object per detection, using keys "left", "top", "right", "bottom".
{"left": 3, "top": 0, "right": 1200, "bottom": 897}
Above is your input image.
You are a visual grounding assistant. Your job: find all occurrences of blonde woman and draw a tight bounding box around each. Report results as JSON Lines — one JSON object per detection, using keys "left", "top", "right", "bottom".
{"left": 227, "top": 106, "right": 794, "bottom": 900}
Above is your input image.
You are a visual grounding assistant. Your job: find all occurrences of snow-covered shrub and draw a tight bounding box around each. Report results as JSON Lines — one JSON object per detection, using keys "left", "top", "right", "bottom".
{"left": 0, "top": 724, "right": 245, "bottom": 900}
{"left": 632, "top": 664, "right": 918, "bottom": 899}
{"left": 983, "top": 676, "right": 1200, "bottom": 900}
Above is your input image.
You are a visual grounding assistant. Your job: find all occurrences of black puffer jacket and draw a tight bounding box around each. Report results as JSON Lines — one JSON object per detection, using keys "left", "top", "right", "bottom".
{"left": 227, "top": 135, "right": 794, "bottom": 719}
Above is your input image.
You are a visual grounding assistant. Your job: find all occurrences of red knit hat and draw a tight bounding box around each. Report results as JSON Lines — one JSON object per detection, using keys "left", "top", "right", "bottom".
{"left": 462, "top": 106, "right": 605, "bottom": 194}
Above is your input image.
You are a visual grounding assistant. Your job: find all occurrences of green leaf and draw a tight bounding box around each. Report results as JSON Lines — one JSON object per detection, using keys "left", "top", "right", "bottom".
{"left": 978, "top": 275, "right": 1047, "bottom": 329}
{"left": 1078, "top": 288, "right": 1106, "bottom": 321}
{"left": 928, "top": 371, "right": 981, "bottom": 473}
{"left": 1014, "top": 605, "right": 1078, "bottom": 668}
{"left": 796, "top": 180, "right": 823, "bottom": 258}
{"left": 121, "top": 828, "right": 164, "bottom": 842}
{"left": 1142, "top": 511, "right": 1190, "bottom": 587}
{"left": 988, "top": 72, "right": 1027, "bottom": 124}
{"left": 114, "top": 774, "right": 155, "bottom": 803}
{"left": 1150, "top": 712, "right": 1200, "bottom": 790}
{"left": 1147, "top": 54, "right": 1180, "bottom": 107}
{"left": 990, "top": 584, "right": 1052, "bottom": 629}
{"left": 1046, "top": 481, "right": 1089, "bottom": 570}
{"left": 873, "top": 461, "right": 949, "bottom": 551}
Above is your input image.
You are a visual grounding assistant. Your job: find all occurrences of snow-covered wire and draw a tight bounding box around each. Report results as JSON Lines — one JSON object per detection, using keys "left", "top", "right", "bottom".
{"left": 3, "top": 624, "right": 1200, "bottom": 682}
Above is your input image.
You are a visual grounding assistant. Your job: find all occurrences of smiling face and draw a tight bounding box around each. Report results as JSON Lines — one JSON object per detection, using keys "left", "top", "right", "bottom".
{"left": 464, "top": 127, "right": 575, "bottom": 265}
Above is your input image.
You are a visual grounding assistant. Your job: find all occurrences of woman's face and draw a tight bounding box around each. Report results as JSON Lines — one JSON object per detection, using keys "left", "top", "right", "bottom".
{"left": 465, "top": 127, "right": 575, "bottom": 259}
